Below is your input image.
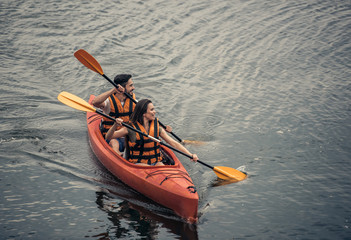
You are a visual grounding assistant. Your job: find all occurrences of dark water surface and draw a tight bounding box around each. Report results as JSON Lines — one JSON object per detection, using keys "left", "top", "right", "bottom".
{"left": 1, "top": 0, "right": 351, "bottom": 239}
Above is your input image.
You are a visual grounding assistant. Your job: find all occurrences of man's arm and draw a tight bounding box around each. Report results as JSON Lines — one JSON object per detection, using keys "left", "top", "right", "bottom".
{"left": 92, "top": 88, "right": 116, "bottom": 109}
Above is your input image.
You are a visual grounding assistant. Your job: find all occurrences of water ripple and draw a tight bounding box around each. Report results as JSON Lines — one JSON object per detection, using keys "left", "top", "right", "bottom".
{"left": 1, "top": 0, "right": 351, "bottom": 239}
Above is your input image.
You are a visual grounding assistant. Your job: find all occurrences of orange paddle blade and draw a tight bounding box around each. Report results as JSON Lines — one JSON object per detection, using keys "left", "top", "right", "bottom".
{"left": 213, "top": 166, "right": 247, "bottom": 181}
{"left": 57, "top": 91, "right": 96, "bottom": 113}
{"left": 74, "top": 49, "right": 104, "bottom": 75}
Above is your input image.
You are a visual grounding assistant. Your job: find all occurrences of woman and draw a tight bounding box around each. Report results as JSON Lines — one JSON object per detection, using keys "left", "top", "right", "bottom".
{"left": 105, "top": 99, "right": 199, "bottom": 166}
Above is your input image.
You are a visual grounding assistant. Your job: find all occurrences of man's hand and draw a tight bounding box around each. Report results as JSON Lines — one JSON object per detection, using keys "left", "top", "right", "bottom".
{"left": 114, "top": 84, "right": 125, "bottom": 94}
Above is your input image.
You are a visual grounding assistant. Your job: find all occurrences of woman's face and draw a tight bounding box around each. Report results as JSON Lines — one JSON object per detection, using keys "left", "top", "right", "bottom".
{"left": 144, "top": 102, "right": 156, "bottom": 121}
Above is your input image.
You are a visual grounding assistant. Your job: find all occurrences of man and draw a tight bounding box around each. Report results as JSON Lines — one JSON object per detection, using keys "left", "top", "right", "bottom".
{"left": 92, "top": 74, "right": 136, "bottom": 156}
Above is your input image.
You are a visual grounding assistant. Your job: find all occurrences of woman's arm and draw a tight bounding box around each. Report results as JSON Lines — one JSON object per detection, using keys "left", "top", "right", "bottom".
{"left": 105, "top": 119, "right": 128, "bottom": 141}
{"left": 160, "top": 129, "right": 198, "bottom": 162}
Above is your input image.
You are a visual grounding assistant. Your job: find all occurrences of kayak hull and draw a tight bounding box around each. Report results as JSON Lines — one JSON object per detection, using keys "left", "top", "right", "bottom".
{"left": 86, "top": 95, "right": 198, "bottom": 223}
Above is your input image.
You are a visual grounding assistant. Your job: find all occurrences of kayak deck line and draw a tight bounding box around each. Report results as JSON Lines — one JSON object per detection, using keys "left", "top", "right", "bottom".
{"left": 146, "top": 169, "right": 195, "bottom": 186}
{"left": 87, "top": 113, "right": 101, "bottom": 124}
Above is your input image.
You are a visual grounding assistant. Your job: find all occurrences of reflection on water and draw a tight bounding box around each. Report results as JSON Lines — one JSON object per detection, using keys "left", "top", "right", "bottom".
{"left": 86, "top": 136, "right": 199, "bottom": 239}
{"left": 211, "top": 178, "right": 240, "bottom": 187}
{"left": 92, "top": 190, "right": 198, "bottom": 240}
{"left": 95, "top": 191, "right": 159, "bottom": 239}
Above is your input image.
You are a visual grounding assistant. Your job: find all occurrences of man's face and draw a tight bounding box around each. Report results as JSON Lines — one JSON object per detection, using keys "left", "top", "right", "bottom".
{"left": 125, "top": 78, "right": 135, "bottom": 95}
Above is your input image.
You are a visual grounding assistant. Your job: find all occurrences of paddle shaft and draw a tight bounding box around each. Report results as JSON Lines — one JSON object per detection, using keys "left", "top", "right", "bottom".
{"left": 58, "top": 91, "right": 246, "bottom": 180}
{"left": 102, "top": 73, "right": 183, "bottom": 143}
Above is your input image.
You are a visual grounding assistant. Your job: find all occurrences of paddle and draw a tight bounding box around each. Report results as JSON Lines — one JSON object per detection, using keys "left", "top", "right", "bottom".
{"left": 74, "top": 49, "right": 202, "bottom": 145}
{"left": 57, "top": 91, "right": 247, "bottom": 181}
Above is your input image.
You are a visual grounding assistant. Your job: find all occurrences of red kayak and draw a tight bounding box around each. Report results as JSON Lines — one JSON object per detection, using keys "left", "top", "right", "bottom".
{"left": 86, "top": 95, "right": 199, "bottom": 223}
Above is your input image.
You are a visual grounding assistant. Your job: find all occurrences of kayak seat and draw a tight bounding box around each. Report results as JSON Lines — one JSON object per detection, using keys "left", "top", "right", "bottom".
{"left": 124, "top": 136, "right": 130, "bottom": 160}
{"left": 161, "top": 149, "right": 175, "bottom": 165}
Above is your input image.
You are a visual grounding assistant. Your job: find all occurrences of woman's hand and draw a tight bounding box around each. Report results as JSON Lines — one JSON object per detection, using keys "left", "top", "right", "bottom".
{"left": 165, "top": 125, "right": 173, "bottom": 133}
{"left": 190, "top": 154, "right": 199, "bottom": 162}
{"left": 115, "top": 118, "right": 123, "bottom": 127}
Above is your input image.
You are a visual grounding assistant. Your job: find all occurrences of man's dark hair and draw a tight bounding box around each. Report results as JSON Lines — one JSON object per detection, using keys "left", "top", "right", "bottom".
{"left": 114, "top": 74, "right": 132, "bottom": 87}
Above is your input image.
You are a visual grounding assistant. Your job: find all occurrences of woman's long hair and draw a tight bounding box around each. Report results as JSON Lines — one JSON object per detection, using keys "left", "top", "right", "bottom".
{"left": 129, "top": 99, "right": 152, "bottom": 126}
